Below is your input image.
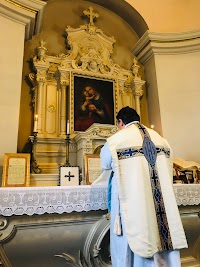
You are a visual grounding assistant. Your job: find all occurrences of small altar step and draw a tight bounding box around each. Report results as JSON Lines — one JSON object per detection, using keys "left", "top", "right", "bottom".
{"left": 30, "top": 173, "right": 59, "bottom": 186}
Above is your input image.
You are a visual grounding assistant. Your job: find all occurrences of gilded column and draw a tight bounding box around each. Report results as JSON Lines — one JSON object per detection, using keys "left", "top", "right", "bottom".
{"left": 33, "top": 40, "right": 49, "bottom": 135}
{"left": 59, "top": 72, "right": 70, "bottom": 136}
{"left": 35, "top": 68, "right": 48, "bottom": 134}
{"left": 131, "top": 82, "right": 144, "bottom": 116}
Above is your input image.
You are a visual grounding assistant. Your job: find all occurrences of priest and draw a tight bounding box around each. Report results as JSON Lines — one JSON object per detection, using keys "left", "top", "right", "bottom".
{"left": 100, "top": 106, "right": 188, "bottom": 267}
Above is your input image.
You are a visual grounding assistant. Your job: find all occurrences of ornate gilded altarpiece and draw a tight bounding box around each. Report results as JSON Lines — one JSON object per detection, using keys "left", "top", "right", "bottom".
{"left": 28, "top": 7, "right": 145, "bottom": 182}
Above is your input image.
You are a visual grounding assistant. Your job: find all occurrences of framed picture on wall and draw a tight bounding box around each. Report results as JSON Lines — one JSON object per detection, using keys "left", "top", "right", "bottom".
{"left": 2, "top": 153, "right": 30, "bottom": 187}
{"left": 72, "top": 75, "right": 116, "bottom": 132}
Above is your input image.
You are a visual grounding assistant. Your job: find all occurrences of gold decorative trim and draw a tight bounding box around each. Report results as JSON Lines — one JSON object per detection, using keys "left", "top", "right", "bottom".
{"left": 5, "top": 0, "right": 37, "bottom": 14}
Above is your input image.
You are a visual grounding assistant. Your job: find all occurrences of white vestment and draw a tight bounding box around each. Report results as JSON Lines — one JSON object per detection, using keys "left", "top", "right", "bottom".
{"left": 100, "top": 122, "right": 187, "bottom": 267}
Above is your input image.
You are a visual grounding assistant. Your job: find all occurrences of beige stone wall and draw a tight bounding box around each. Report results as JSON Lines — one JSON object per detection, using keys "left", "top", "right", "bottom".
{"left": 132, "top": 29, "right": 200, "bottom": 162}
{"left": 155, "top": 52, "right": 200, "bottom": 161}
{"left": 126, "top": 0, "right": 200, "bottom": 32}
{"left": 0, "top": 14, "right": 25, "bottom": 169}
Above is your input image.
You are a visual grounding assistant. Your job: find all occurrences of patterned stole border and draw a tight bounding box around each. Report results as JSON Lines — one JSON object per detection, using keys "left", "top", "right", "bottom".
{"left": 116, "top": 123, "right": 173, "bottom": 251}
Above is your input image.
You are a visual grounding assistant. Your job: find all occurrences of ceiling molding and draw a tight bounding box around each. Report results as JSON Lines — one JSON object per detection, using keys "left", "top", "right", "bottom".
{"left": 131, "top": 30, "right": 200, "bottom": 64}
{"left": 0, "top": 0, "right": 46, "bottom": 40}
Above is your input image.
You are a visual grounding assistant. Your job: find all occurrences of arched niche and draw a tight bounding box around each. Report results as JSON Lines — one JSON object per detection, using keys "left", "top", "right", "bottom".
{"left": 85, "top": 0, "right": 149, "bottom": 37}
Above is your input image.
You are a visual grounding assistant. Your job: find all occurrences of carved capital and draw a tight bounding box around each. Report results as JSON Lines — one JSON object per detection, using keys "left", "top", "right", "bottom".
{"left": 118, "top": 80, "right": 132, "bottom": 95}
{"left": 36, "top": 68, "right": 48, "bottom": 83}
{"left": 120, "top": 85, "right": 132, "bottom": 95}
{"left": 59, "top": 72, "right": 70, "bottom": 86}
{"left": 134, "top": 87, "right": 143, "bottom": 98}
{"left": 131, "top": 79, "right": 145, "bottom": 98}
{"left": 36, "top": 76, "right": 46, "bottom": 83}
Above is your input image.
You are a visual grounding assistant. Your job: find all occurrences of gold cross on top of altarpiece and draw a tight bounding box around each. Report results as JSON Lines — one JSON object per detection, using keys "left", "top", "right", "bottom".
{"left": 83, "top": 7, "right": 99, "bottom": 25}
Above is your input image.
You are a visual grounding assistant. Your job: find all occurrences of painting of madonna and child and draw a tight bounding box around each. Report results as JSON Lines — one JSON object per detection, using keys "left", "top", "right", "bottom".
{"left": 74, "top": 76, "right": 115, "bottom": 131}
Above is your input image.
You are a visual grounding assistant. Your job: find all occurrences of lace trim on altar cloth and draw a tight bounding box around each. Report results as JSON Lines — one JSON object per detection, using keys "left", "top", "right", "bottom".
{"left": 173, "top": 184, "right": 200, "bottom": 206}
{"left": 0, "top": 185, "right": 107, "bottom": 216}
{"left": 0, "top": 184, "right": 199, "bottom": 216}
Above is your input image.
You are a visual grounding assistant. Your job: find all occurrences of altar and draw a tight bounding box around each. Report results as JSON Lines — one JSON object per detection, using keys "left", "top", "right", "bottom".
{"left": 0, "top": 184, "right": 199, "bottom": 267}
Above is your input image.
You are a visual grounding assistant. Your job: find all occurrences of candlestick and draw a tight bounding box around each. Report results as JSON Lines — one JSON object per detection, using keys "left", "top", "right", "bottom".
{"left": 67, "top": 120, "right": 70, "bottom": 134}
{"left": 34, "top": 114, "right": 38, "bottom": 132}
{"left": 30, "top": 131, "right": 42, "bottom": 174}
{"left": 64, "top": 134, "right": 71, "bottom": 166}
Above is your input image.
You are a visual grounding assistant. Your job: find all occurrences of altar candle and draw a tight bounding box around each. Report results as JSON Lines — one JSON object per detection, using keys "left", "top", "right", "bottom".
{"left": 34, "top": 114, "right": 38, "bottom": 132}
{"left": 67, "top": 120, "right": 70, "bottom": 134}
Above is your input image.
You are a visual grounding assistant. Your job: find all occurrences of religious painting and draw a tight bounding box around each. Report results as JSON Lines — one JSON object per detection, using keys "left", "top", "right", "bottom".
{"left": 59, "top": 166, "right": 80, "bottom": 186}
{"left": 84, "top": 154, "right": 102, "bottom": 185}
{"left": 2, "top": 153, "right": 30, "bottom": 187}
{"left": 72, "top": 75, "right": 115, "bottom": 132}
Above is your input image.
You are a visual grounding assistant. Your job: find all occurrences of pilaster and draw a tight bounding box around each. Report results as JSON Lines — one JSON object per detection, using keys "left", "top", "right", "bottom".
{"left": 131, "top": 30, "right": 200, "bottom": 161}
{"left": 131, "top": 30, "right": 200, "bottom": 64}
{"left": 130, "top": 58, "right": 145, "bottom": 116}
{"left": 34, "top": 62, "right": 49, "bottom": 135}
{"left": 0, "top": 0, "right": 46, "bottom": 40}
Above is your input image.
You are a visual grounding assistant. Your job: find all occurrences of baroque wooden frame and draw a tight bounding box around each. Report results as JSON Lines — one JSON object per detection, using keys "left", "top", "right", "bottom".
{"left": 71, "top": 73, "right": 117, "bottom": 133}
{"left": 2, "top": 153, "right": 30, "bottom": 187}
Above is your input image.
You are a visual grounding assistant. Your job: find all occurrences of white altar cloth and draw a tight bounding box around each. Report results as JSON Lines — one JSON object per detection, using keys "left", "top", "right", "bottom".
{"left": 0, "top": 185, "right": 107, "bottom": 216}
{"left": 173, "top": 184, "right": 200, "bottom": 206}
{"left": 0, "top": 184, "right": 199, "bottom": 216}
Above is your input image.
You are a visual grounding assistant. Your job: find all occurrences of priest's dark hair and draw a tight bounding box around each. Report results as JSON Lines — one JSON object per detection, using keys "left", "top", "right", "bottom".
{"left": 116, "top": 106, "right": 140, "bottom": 125}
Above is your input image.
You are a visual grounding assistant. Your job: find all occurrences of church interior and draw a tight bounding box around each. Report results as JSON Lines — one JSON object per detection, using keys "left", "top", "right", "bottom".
{"left": 0, "top": 0, "right": 200, "bottom": 266}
